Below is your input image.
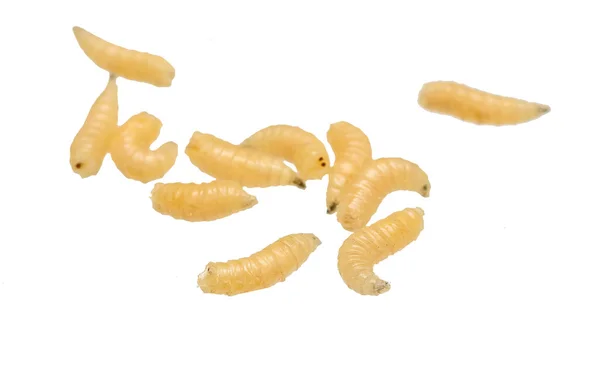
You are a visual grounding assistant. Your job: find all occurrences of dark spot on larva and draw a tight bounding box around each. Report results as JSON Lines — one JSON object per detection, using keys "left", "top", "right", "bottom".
{"left": 75, "top": 163, "right": 82, "bottom": 169}
{"left": 327, "top": 202, "right": 338, "bottom": 214}
{"left": 319, "top": 157, "right": 324, "bottom": 161}
{"left": 321, "top": 162, "right": 326, "bottom": 167}
{"left": 422, "top": 184, "right": 428, "bottom": 191}
{"left": 293, "top": 178, "right": 306, "bottom": 190}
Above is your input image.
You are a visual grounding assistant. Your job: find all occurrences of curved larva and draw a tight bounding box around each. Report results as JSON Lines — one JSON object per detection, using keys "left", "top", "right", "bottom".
{"left": 418, "top": 81, "right": 551, "bottom": 125}
{"left": 72, "top": 26, "right": 175, "bottom": 87}
{"left": 326, "top": 121, "right": 372, "bottom": 214}
{"left": 240, "top": 124, "right": 330, "bottom": 181}
{"left": 70, "top": 75, "right": 119, "bottom": 178}
{"left": 198, "top": 233, "right": 321, "bottom": 296}
{"left": 151, "top": 180, "right": 258, "bottom": 222}
{"left": 338, "top": 208, "right": 425, "bottom": 296}
{"left": 336, "top": 157, "right": 430, "bottom": 231}
{"left": 110, "top": 112, "right": 178, "bottom": 183}
{"left": 185, "top": 132, "right": 306, "bottom": 189}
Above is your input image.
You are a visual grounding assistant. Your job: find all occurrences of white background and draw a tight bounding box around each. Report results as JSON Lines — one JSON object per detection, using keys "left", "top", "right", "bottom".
{"left": 1, "top": 1, "right": 599, "bottom": 378}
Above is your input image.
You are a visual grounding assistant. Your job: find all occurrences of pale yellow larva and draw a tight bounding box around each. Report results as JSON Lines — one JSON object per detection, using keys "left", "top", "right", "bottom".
{"left": 326, "top": 121, "right": 372, "bottom": 214}
{"left": 198, "top": 233, "right": 322, "bottom": 296}
{"left": 70, "top": 75, "right": 119, "bottom": 178}
{"left": 150, "top": 180, "right": 258, "bottom": 222}
{"left": 240, "top": 124, "right": 330, "bottom": 181}
{"left": 418, "top": 81, "right": 551, "bottom": 126}
{"left": 185, "top": 132, "right": 306, "bottom": 189}
{"left": 72, "top": 26, "right": 175, "bottom": 87}
{"left": 338, "top": 208, "right": 425, "bottom": 296}
{"left": 336, "top": 157, "right": 430, "bottom": 231}
{"left": 110, "top": 112, "right": 178, "bottom": 183}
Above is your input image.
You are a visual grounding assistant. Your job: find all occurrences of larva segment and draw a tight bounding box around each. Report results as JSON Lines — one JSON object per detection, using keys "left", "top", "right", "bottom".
{"left": 336, "top": 158, "right": 430, "bottom": 231}
{"left": 150, "top": 181, "right": 258, "bottom": 222}
{"left": 326, "top": 121, "right": 372, "bottom": 214}
{"left": 241, "top": 124, "right": 330, "bottom": 180}
{"left": 72, "top": 26, "right": 175, "bottom": 87}
{"left": 338, "top": 208, "right": 425, "bottom": 296}
{"left": 185, "top": 132, "right": 306, "bottom": 189}
{"left": 418, "top": 81, "right": 551, "bottom": 126}
{"left": 110, "top": 112, "right": 178, "bottom": 183}
{"left": 70, "top": 75, "right": 119, "bottom": 178}
{"left": 198, "top": 233, "right": 322, "bottom": 296}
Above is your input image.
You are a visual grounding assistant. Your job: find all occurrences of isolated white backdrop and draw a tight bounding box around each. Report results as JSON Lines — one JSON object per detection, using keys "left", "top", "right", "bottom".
{"left": 1, "top": 1, "right": 599, "bottom": 378}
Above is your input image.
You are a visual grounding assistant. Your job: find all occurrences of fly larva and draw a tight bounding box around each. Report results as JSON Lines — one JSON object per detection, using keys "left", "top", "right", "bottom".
{"left": 150, "top": 180, "right": 258, "bottom": 222}
{"left": 72, "top": 26, "right": 175, "bottom": 87}
{"left": 418, "top": 81, "right": 551, "bottom": 126}
{"left": 197, "top": 233, "right": 321, "bottom": 296}
{"left": 70, "top": 74, "right": 119, "bottom": 178}
{"left": 185, "top": 132, "right": 306, "bottom": 189}
{"left": 110, "top": 112, "right": 178, "bottom": 183}
{"left": 240, "top": 124, "right": 330, "bottom": 180}
{"left": 336, "top": 158, "right": 430, "bottom": 231}
{"left": 338, "top": 208, "right": 425, "bottom": 296}
{"left": 326, "top": 121, "right": 372, "bottom": 214}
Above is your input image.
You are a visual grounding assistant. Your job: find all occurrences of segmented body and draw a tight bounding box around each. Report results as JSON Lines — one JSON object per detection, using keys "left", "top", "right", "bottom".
{"left": 338, "top": 208, "right": 425, "bottom": 296}
{"left": 70, "top": 75, "right": 119, "bottom": 178}
{"left": 72, "top": 26, "right": 175, "bottom": 87}
{"left": 151, "top": 181, "right": 258, "bottom": 222}
{"left": 185, "top": 132, "right": 305, "bottom": 189}
{"left": 241, "top": 124, "right": 330, "bottom": 180}
{"left": 110, "top": 112, "right": 178, "bottom": 183}
{"left": 337, "top": 158, "right": 430, "bottom": 231}
{"left": 198, "top": 233, "right": 322, "bottom": 296}
{"left": 326, "top": 121, "right": 372, "bottom": 214}
{"left": 418, "top": 81, "right": 551, "bottom": 125}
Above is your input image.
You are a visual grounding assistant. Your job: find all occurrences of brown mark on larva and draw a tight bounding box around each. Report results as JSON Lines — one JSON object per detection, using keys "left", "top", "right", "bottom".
{"left": 293, "top": 178, "right": 307, "bottom": 189}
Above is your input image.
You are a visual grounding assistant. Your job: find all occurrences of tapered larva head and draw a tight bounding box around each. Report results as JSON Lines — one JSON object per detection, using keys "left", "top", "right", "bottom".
{"left": 326, "top": 202, "right": 338, "bottom": 214}
{"left": 292, "top": 178, "right": 307, "bottom": 190}
{"left": 538, "top": 104, "right": 551, "bottom": 115}
{"left": 420, "top": 182, "right": 431, "bottom": 197}
{"left": 70, "top": 153, "right": 101, "bottom": 178}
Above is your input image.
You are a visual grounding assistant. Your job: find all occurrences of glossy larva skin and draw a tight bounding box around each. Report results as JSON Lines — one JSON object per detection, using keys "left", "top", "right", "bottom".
{"left": 241, "top": 124, "right": 330, "bottom": 180}
{"left": 72, "top": 26, "right": 175, "bottom": 87}
{"left": 185, "top": 132, "right": 306, "bottom": 189}
{"left": 198, "top": 233, "right": 322, "bottom": 296}
{"left": 418, "top": 81, "right": 551, "bottom": 126}
{"left": 110, "top": 112, "right": 178, "bottom": 183}
{"left": 326, "top": 121, "right": 372, "bottom": 214}
{"left": 336, "top": 158, "right": 430, "bottom": 231}
{"left": 70, "top": 75, "right": 119, "bottom": 178}
{"left": 338, "top": 208, "right": 424, "bottom": 296}
{"left": 151, "top": 181, "right": 258, "bottom": 222}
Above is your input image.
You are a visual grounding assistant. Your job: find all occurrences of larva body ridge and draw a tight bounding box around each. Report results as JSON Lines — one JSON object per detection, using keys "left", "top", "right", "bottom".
{"left": 72, "top": 26, "right": 175, "bottom": 87}
{"left": 418, "top": 81, "right": 551, "bottom": 126}
{"left": 198, "top": 233, "right": 322, "bottom": 296}
{"left": 185, "top": 132, "right": 305, "bottom": 189}
{"left": 338, "top": 208, "right": 425, "bottom": 296}
{"left": 70, "top": 74, "right": 119, "bottom": 178}
{"left": 337, "top": 157, "right": 430, "bottom": 231}
{"left": 326, "top": 121, "right": 372, "bottom": 214}
{"left": 241, "top": 124, "right": 330, "bottom": 180}
{"left": 151, "top": 180, "right": 258, "bottom": 222}
{"left": 110, "top": 112, "right": 178, "bottom": 183}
